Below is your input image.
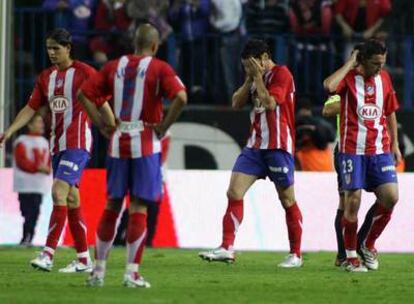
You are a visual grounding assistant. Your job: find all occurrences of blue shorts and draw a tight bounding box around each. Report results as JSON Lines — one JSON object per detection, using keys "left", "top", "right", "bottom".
{"left": 232, "top": 147, "right": 294, "bottom": 188}
{"left": 52, "top": 149, "right": 90, "bottom": 186}
{"left": 338, "top": 153, "right": 398, "bottom": 192}
{"left": 106, "top": 153, "right": 162, "bottom": 202}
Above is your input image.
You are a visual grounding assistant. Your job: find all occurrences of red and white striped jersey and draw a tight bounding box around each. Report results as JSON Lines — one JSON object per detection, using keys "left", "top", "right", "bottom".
{"left": 337, "top": 69, "right": 399, "bottom": 155}
{"left": 28, "top": 60, "right": 95, "bottom": 155}
{"left": 246, "top": 65, "right": 296, "bottom": 155}
{"left": 81, "top": 55, "right": 185, "bottom": 159}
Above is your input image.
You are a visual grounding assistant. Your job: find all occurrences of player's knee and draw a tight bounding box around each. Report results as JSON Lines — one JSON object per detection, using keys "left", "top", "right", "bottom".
{"left": 383, "top": 193, "right": 399, "bottom": 209}
{"left": 67, "top": 194, "right": 80, "bottom": 209}
{"left": 51, "top": 188, "right": 67, "bottom": 205}
{"left": 226, "top": 188, "right": 243, "bottom": 200}
{"left": 106, "top": 199, "right": 123, "bottom": 213}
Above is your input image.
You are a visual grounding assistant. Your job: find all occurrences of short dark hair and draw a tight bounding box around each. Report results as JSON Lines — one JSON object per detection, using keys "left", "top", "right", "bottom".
{"left": 241, "top": 39, "right": 270, "bottom": 59}
{"left": 354, "top": 39, "right": 387, "bottom": 62}
{"left": 46, "top": 28, "right": 72, "bottom": 47}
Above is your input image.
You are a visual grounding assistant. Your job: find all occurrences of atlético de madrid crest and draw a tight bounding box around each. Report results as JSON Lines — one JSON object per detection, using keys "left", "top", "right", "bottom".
{"left": 366, "top": 85, "right": 375, "bottom": 95}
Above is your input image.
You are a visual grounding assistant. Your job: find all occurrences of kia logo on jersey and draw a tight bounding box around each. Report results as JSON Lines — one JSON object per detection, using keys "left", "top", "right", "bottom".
{"left": 50, "top": 96, "right": 69, "bottom": 113}
{"left": 357, "top": 104, "right": 381, "bottom": 121}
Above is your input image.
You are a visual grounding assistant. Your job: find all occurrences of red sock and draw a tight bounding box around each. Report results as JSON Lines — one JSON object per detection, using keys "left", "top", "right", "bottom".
{"left": 285, "top": 203, "right": 303, "bottom": 257}
{"left": 95, "top": 209, "right": 119, "bottom": 260}
{"left": 127, "top": 212, "right": 147, "bottom": 264}
{"left": 68, "top": 208, "right": 89, "bottom": 264}
{"left": 44, "top": 205, "right": 67, "bottom": 259}
{"left": 365, "top": 204, "right": 393, "bottom": 250}
{"left": 342, "top": 216, "right": 358, "bottom": 258}
{"left": 221, "top": 199, "right": 243, "bottom": 250}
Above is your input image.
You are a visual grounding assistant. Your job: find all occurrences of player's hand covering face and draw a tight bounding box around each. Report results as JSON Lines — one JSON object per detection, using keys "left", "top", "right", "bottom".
{"left": 249, "top": 58, "right": 265, "bottom": 76}
{"left": 242, "top": 58, "right": 264, "bottom": 78}
{"left": 242, "top": 59, "right": 255, "bottom": 78}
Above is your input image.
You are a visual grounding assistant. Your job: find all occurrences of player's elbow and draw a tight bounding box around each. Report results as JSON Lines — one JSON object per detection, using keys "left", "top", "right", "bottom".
{"left": 323, "top": 79, "right": 336, "bottom": 93}
{"left": 322, "top": 107, "right": 331, "bottom": 117}
{"left": 76, "top": 90, "right": 86, "bottom": 104}
{"left": 175, "top": 90, "right": 188, "bottom": 106}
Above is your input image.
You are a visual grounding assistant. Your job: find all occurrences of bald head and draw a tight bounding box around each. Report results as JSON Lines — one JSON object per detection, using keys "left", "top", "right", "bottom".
{"left": 135, "top": 23, "right": 160, "bottom": 54}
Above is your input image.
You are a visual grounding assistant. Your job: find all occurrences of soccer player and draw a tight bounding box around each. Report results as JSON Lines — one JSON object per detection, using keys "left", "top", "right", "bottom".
{"left": 198, "top": 39, "right": 303, "bottom": 268}
{"left": 323, "top": 95, "right": 378, "bottom": 267}
{"left": 0, "top": 28, "right": 106, "bottom": 272}
{"left": 323, "top": 39, "right": 401, "bottom": 272}
{"left": 78, "top": 23, "right": 187, "bottom": 288}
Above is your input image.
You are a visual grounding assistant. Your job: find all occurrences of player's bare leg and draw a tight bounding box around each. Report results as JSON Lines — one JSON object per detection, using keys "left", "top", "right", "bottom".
{"left": 87, "top": 199, "right": 123, "bottom": 287}
{"left": 123, "top": 197, "right": 151, "bottom": 288}
{"left": 59, "top": 186, "right": 92, "bottom": 273}
{"left": 276, "top": 185, "right": 303, "bottom": 268}
{"left": 199, "top": 172, "right": 257, "bottom": 263}
{"left": 343, "top": 189, "right": 367, "bottom": 272}
{"left": 359, "top": 183, "right": 398, "bottom": 270}
{"left": 31, "top": 179, "right": 70, "bottom": 271}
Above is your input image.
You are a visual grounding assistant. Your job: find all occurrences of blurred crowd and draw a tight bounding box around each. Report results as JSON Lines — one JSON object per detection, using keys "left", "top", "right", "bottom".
{"left": 15, "top": 0, "right": 414, "bottom": 106}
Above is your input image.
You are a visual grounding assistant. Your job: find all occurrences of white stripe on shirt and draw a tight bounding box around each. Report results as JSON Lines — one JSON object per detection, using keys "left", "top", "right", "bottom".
{"left": 47, "top": 70, "right": 58, "bottom": 153}
{"left": 355, "top": 75, "right": 368, "bottom": 154}
{"left": 374, "top": 75, "right": 384, "bottom": 154}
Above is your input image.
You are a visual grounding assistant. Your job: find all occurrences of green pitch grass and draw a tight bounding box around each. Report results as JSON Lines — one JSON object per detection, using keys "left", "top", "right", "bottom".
{"left": 0, "top": 247, "right": 413, "bottom": 304}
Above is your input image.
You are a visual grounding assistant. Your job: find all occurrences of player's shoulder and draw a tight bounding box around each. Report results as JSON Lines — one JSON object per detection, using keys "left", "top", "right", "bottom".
{"left": 72, "top": 60, "right": 97, "bottom": 75}
{"left": 150, "top": 57, "right": 174, "bottom": 73}
{"left": 38, "top": 65, "right": 57, "bottom": 80}
{"left": 272, "top": 65, "right": 293, "bottom": 78}
{"left": 380, "top": 69, "right": 392, "bottom": 81}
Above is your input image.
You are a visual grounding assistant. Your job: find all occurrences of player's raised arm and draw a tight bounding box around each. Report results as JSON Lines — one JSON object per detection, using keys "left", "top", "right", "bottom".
{"left": 322, "top": 95, "right": 341, "bottom": 117}
{"left": 323, "top": 50, "right": 359, "bottom": 93}
{"left": 232, "top": 60, "right": 254, "bottom": 110}
{"left": 0, "top": 105, "right": 36, "bottom": 147}
{"left": 250, "top": 58, "right": 276, "bottom": 110}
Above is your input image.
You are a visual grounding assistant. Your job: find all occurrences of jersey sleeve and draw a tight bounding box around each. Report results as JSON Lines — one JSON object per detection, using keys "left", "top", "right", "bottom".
{"left": 384, "top": 72, "right": 399, "bottom": 115}
{"left": 14, "top": 143, "right": 38, "bottom": 173}
{"left": 160, "top": 63, "right": 186, "bottom": 100}
{"left": 27, "top": 75, "right": 47, "bottom": 110}
{"left": 335, "top": 78, "right": 347, "bottom": 95}
{"left": 80, "top": 62, "right": 113, "bottom": 107}
{"left": 267, "top": 67, "right": 293, "bottom": 105}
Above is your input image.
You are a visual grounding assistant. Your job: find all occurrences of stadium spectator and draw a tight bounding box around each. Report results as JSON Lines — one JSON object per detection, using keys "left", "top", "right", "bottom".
{"left": 199, "top": 39, "right": 303, "bottom": 268}
{"left": 13, "top": 114, "right": 52, "bottom": 246}
{"left": 79, "top": 23, "right": 187, "bottom": 288}
{"left": 89, "top": 0, "right": 133, "bottom": 65}
{"left": 387, "top": 0, "right": 414, "bottom": 36}
{"left": 245, "top": 0, "right": 290, "bottom": 35}
{"left": 334, "top": 0, "right": 391, "bottom": 58}
{"left": 125, "top": 0, "right": 172, "bottom": 42}
{"left": 168, "top": 0, "right": 210, "bottom": 102}
{"left": 209, "top": 0, "right": 243, "bottom": 103}
{"left": 42, "top": 0, "right": 97, "bottom": 59}
{"left": 1, "top": 28, "right": 101, "bottom": 273}
{"left": 295, "top": 96, "right": 336, "bottom": 171}
{"left": 323, "top": 39, "right": 400, "bottom": 272}
{"left": 288, "top": 0, "right": 332, "bottom": 36}
{"left": 288, "top": 0, "right": 333, "bottom": 102}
